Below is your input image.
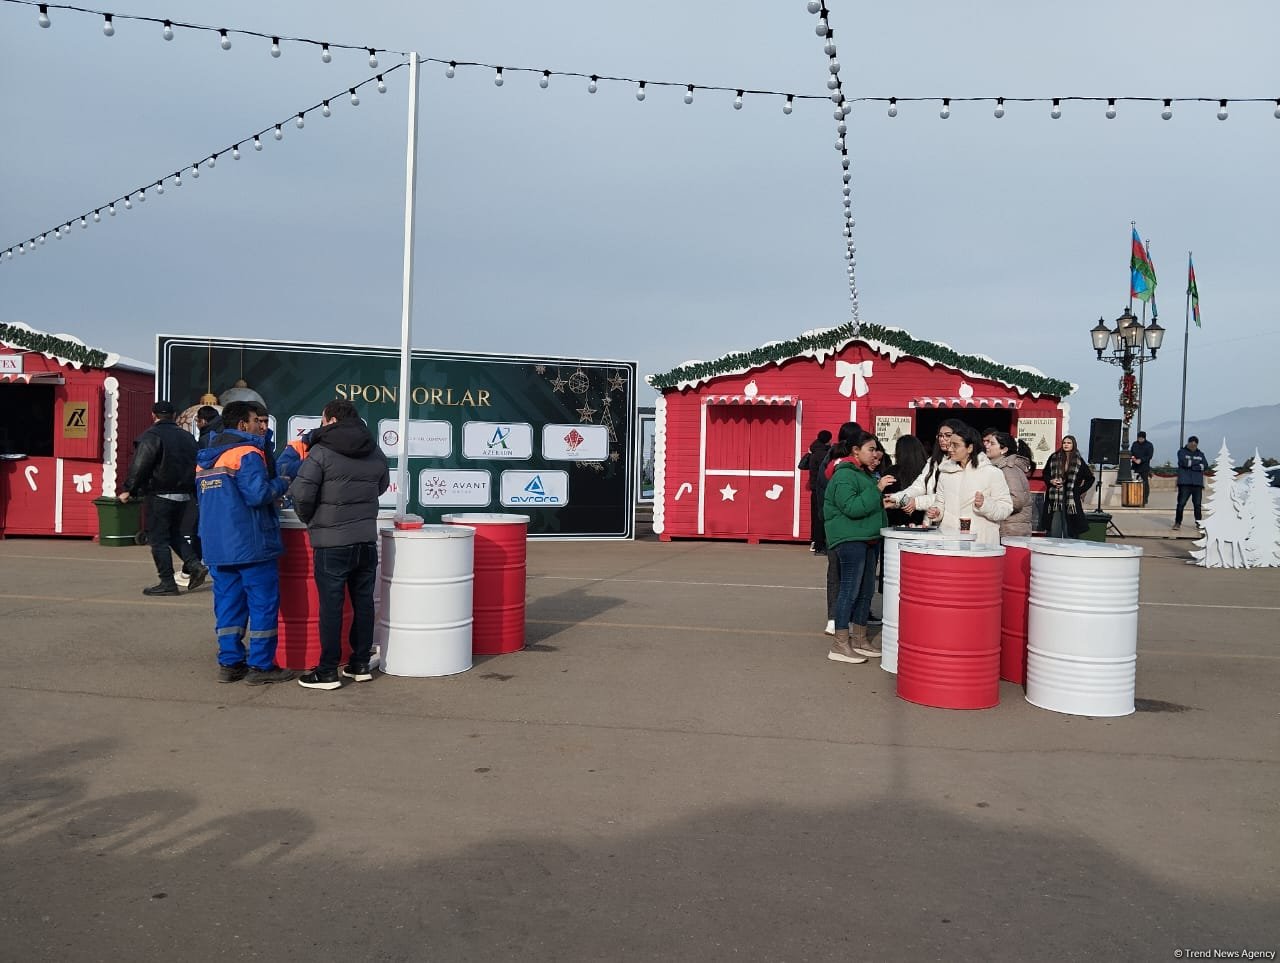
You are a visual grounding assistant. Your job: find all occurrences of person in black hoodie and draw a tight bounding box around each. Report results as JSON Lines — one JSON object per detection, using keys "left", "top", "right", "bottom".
{"left": 799, "top": 429, "right": 833, "bottom": 553}
{"left": 284, "top": 399, "right": 390, "bottom": 690}
{"left": 119, "top": 400, "right": 209, "bottom": 596}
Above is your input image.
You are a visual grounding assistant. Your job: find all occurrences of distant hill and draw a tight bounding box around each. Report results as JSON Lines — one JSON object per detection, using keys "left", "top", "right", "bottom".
{"left": 1141, "top": 405, "right": 1279, "bottom": 467}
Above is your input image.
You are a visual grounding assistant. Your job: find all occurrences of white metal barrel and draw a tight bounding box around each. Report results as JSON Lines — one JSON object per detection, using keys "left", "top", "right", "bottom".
{"left": 1026, "top": 539, "right": 1144, "bottom": 717}
{"left": 879, "top": 526, "right": 975, "bottom": 674}
{"left": 376, "top": 524, "right": 475, "bottom": 677}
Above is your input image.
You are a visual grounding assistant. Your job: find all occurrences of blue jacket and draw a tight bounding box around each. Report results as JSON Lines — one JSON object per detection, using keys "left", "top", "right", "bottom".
{"left": 1176, "top": 446, "right": 1210, "bottom": 487}
{"left": 196, "top": 429, "right": 289, "bottom": 566}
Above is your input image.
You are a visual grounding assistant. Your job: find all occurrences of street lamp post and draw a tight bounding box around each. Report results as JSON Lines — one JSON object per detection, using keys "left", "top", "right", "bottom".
{"left": 1090, "top": 308, "right": 1165, "bottom": 482}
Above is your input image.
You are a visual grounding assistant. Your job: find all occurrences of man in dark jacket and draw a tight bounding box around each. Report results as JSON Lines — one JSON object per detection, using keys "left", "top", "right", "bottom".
{"left": 1129, "top": 430, "right": 1155, "bottom": 506}
{"left": 119, "top": 400, "right": 208, "bottom": 596}
{"left": 285, "top": 399, "right": 390, "bottom": 690}
{"left": 799, "top": 429, "right": 833, "bottom": 553}
{"left": 197, "top": 400, "right": 293, "bottom": 685}
{"left": 1173, "top": 435, "right": 1210, "bottom": 531}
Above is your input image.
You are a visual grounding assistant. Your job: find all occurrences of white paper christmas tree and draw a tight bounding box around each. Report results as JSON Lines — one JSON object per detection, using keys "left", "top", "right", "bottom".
{"left": 1191, "top": 440, "right": 1252, "bottom": 568}
{"left": 1243, "top": 449, "right": 1280, "bottom": 567}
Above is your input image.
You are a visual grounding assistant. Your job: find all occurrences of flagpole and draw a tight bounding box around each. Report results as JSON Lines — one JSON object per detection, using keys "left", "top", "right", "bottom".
{"left": 395, "top": 52, "right": 422, "bottom": 516}
{"left": 1128, "top": 221, "right": 1136, "bottom": 312}
{"left": 1137, "top": 238, "right": 1153, "bottom": 435}
{"left": 1178, "top": 251, "right": 1192, "bottom": 446}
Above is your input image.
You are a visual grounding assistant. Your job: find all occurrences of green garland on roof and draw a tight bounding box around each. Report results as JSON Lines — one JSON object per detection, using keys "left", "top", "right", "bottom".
{"left": 0, "top": 323, "right": 109, "bottom": 369}
{"left": 648, "top": 321, "right": 1073, "bottom": 397}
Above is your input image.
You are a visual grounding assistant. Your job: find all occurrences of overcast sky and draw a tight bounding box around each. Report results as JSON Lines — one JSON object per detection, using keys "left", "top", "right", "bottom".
{"left": 2, "top": 0, "right": 1276, "bottom": 439}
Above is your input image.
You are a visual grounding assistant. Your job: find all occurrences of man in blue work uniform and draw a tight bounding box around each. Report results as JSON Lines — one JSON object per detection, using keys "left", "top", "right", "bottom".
{"left": 196, "top": 400, "right": 293, "bottom": 684}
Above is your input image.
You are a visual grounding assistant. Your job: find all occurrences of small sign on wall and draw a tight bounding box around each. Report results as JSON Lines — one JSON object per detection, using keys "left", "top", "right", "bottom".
{"left": 1016, "top": 417, "right": 1058, "bottom": 467}
{"left": 0, "top": 354, "right": 23, "bottom": 375}
{"left": 874, "top": 414, "right": 914, "bottom": 450}
{"left": 63, "top": 402, "right": 90, "bottom": 439}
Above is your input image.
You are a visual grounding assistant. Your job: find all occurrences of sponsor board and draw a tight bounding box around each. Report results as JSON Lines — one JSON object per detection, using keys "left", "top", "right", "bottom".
{"left": 418, "top": 469, "right": 492, "bottom": 507}
{"left": 542, "top": 423, "right": 609, "bottom": 461}
{"left": 500, "top": 470, "right": 569, "bottom": 507}
{"left": 463, "top": 421, "right": 533, "bottom": 460}
{"left": 378, "top": 418, "right": 453, "bottom": 458}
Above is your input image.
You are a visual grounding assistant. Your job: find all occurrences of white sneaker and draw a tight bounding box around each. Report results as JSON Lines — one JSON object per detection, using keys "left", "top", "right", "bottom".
{"left": 824, "top": 619, "right": 835, "bottom": 636}
{"left": 173, "top": 571, "right": 191, "bottom": 588}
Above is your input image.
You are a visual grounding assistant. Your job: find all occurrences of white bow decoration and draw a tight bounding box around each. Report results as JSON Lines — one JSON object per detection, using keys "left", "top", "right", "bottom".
{"left": 836, "top": 359, "right": 874, "bottom": 398}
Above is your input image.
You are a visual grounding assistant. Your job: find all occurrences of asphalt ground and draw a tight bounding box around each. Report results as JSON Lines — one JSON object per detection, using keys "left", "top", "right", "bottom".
{"left": 0, "top": 533, "right": 1276, "bottom": 962}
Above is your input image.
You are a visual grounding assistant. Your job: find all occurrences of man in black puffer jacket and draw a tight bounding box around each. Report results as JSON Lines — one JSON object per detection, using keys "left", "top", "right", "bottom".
{"left": 284, "top": 399, "right": 390, "bottom": 690}
{"left": 119, "top": 400, "right": 209, "bottom": 596}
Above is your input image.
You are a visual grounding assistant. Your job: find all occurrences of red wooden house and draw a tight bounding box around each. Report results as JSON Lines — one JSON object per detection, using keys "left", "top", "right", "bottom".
{"left": 646, "top": 322, "right": 1074, "bottom": 543}
{"left": 1, "top": 322, "right": 154, "bottom": 538}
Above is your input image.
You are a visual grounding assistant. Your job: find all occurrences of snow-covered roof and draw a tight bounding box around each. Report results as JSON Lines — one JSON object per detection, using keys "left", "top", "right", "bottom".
{"left": 0, "top": 320, "right": 152, "bottom": 372}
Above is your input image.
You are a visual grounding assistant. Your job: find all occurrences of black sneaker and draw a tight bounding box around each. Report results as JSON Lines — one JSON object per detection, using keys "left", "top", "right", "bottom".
{"left": 142, "top": 581, "right": 180, "bottom": 596}
{"left": 298, "top": 668, "right": 342, "bottom": 690}
{"left": 867, "top": 612, "right": 882, "bottom": 625}
{"left": 340, "top": 662, "right": 374, "bottom": 682}
{"left": 184, "top": 562, "right": 209, "bottom": 592}
{"left": 217, "top": 663, "right": 248, "bottom": 683}
{"left": 244, "top": 666, "right": 296, "bottom": 685}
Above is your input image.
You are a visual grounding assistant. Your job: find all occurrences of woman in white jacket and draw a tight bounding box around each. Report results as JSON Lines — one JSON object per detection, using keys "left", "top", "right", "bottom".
{"left": 905, "top": 424, "right": 1013, "bottom": 545}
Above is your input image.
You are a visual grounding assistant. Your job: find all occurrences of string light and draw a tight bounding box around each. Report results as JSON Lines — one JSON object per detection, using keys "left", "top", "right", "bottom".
{"left": 784, "top": 94, "right": 794, "bottom": 115}
{"left": 1051, "top": 98, "right": 1062, "bottom": 119}
{"left": 588, "top": 75, "right": 598, "bottom": 94}
{"left": 162, "top": 19, "right": 171, "bottom": 40}
{"left": 940, "top": 97, "right": 951, "bottom": 119}
{"left": 446, "top": 61, "right": 456, "bottom": 78}
{"left": 494, "top": 66, "right": 504, "bottom": 87}
{"left": 295, "top": 112, "right": 305, "bottom": 128}
{"left": 1162, "top": 99, "right": 1173, "bottom": 120}
{"left": 1275, "top": 99, "right": 1280, "bottom": 119}
{"left": 636, "top": 81, "right": 646, "bottom": 102}
{"left": 994, "top": 96, "right": 1005, "bottom": 119}
{"left": 734, "top": 89, "right": 744, "bottom": 110}
{"left": 3, "top": 64, "right": 405, "bottom": 264}
{"left": 349, "top": 87, "right": 359, "bottom": 106}
{"left": 37, "top": 3, "right": 49, "bottom": 27}
{"left": 1217, "top": 99, "right": 1229, "bottom": 121}
{"left": 219, "top": 28, "right": 230, "bottom": 50}
{"left": 367, "top": 48, "right": 378, "bottom": 68}
{"left": 887, "top": 96, "right": 897, "bottom": 117}
{"left": 376, "top": 74, "right": 386, "bottom": 93}
{"left": 540, "top": 70, "right": 550, "bottom": 89}
{"left": 101, "top": 13, "right": 112, "bottom": 35}
{"left": 321, "top": 43, "right": 331, "bottom": 63}
{"left": 1106, "top": 98, "right": 1117, "bottom": 119}
{"left": 271, "top": 36, "right": 281, "bottom": 58}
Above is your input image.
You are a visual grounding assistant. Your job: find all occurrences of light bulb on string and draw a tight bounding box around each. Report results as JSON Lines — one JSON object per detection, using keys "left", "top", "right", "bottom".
{"left": 295, "top": 113, "right": 305, "bottom": 129}
{"left": 38, "top": 4, "right": 50, "bottom": 27}
{"left": 231, "top": 144, "right": 240, "bottom": 160}
{"left": 162, "top": 20, "right": 172, "bottom": 40}
{"left": 824, "top": 37, "right": 836, "bottom": 57}
{"left": 80, "top": 217, "right": 87, "bottom": 228}
{"left": 494, "top": 67, "right": 504, "bottom": 86}
{"left": 842, "top": 171, "right": 851, "bottom": 184}
{"left": 806, "top": 0, "right": 821, "bottom": 12}
{"left": 887, "top": 97, "right": 898, "bottom": 118}
{"left": 841, "top": 157, "right": 850, "bottom": 170}
{"left": 274, "top": 124, "right": 283, "bottom": 141}
{"left": 588, "top": 75, "right": 598, "bottom": 94}
{"left": 53, "top": 227, "right": 60, "bottom": 239}
{"left": 271, "top": 37, "right": 281, "bottom": 58}
{"left": 138, "top": 188, "right": 145, "bottom": 202}
{"left": 837, "top": 121, "right": 847, "bottom": 135}
{"left": 155, "top": 180, "right": 164, "bottom": 194}
{"left": 174, "top": 171, "right": 182, "bottom": 186}
{"left": 684, "top": 85, "right": 694, "bottom": 105}
{"left": 190, "top": 164, "right": 199, "bottom": 178}
{"left": 377, "top": 75, "right": 386, "bottom": 93}
{"left": 446, "top": 61, "right": 456, "bottom": 78}
{"left": 253, "top": 136, "right": 262, "bottom": 151}
{"left": 1161, "top": 99, "right": 1173, "bottom": 120}
{"left": 219, "top": 29, "right": 231, "bottom": 50}
{"left": 1274, "top": 99, "right": 1280, "bottom": 119}
{"left": 1106, "top": 98, "right": 1117, "bottom": 119}
{"left": 349, "top": 88, "right": 360, "bottom": 106}
{"left": 815, "top": 17, "right": 828, "bottom": 36}
{"left": 368, "top": 48, "right": 378, "bottom": 68}
{"left": 734, "top": 90, "right": 744, "bottom": 110}
{"left": 829, "top": 59, "right": 840, "bottom": 75}
{"left": 93, "top": 211, "right": 101, "bottom": 222}
{"left": 835, "top": 137, "right": 844, "bottom": 151}
{"left": 322, "top": 100, "right": 332, "bottom": 117}
{"left": 1051, "top": 98, "right": 1062, "bottom": 119}
{"left": 636, "top": 81, "right": 646, "bottom": 101}
{"left": 321, "top": 43, "right": 331, "bottom": 63}
{"left": 102, "top": 14, "right": 114, "bottom": 37}
{"left": 1217, "top": 99, "right": 1229, "bottom": 121}
{"left": 994, "top": 97, "right": 1005, "bottom": 118}
{"left": 842, "top": 185, "right": 851, "bottom": 196}
{"left": 783, "top": 94, "right": 794, "bottom": 115}
{"left": 108, "top": 205, "right": 115, "bottom": 217}
{"left": 207, "top": 155, "right": 215, "bottom": 169}
{"left": 540, "top": 70, "right": 550, "bottom": 89}
{"left": 827, "top": 76, "right": 838, "bottom": 91}
{"left": 940, "top": 98, "right": 951, "bottom": 119}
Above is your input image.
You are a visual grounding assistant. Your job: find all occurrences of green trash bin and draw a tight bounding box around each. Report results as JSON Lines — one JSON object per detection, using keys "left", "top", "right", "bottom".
{"left": 1079, "top": 511, "right": 1111, "bottom": 542}
{"left": 93, "top": 496, "right": 143, "bottom": 547}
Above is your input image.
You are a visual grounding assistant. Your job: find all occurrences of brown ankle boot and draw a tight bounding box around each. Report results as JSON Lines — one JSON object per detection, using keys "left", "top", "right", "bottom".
{"left": 851, "top": 624, "right": 882, "bottom": 658}
{"left": 828, "top": 629, "right": 867, "bottom": 664}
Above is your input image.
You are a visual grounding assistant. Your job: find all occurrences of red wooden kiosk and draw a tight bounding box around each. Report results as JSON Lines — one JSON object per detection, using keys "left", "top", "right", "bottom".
{"left": 0, "top": 322, "right": 154, "bottom": 539}
{"left": 646, "top": 322, "right": 1073, "bottom": 544}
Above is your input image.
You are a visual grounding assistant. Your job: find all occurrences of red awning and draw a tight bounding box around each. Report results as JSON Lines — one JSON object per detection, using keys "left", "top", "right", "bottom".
{"left": 0, "top": 373, "right": 65, "bottom": 385}
{"left": 704, "top": 394, "right": 796, "bottom": 406}
{"left": 915, "top": 397, "right": 1020, "bottom": 409}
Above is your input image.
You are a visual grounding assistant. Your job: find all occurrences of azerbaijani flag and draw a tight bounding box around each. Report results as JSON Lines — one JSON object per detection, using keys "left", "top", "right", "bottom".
{"left": 1188, "top": 255, "right": 1201, "bottom": 327}
{"left": 1130, "top": 227, "right": 1157, "bottom": 302}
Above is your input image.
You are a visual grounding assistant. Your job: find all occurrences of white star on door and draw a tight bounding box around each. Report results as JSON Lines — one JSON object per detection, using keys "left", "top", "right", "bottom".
{"left": 719, "top": 483, "right": 738, "bottom": 501}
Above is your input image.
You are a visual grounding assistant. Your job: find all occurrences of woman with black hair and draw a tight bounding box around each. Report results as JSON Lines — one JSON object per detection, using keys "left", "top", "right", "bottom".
{"left": 982, "top": 429, "right": 1034, "bottom": 539}
{"left": 1041, "top": 435, "right": 1094, "bottom": 538}
{"left": 885, "top": 434, "right": 927, "bottom": 527}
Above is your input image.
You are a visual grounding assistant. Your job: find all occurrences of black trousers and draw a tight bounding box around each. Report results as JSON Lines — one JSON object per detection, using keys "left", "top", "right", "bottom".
{"left": 313, "top": 543, "right": 378, "bottom": 672}
{"left": 1136, "top": 471, "right": 1151, "bottom": 506}
{"left": 145, "top": 495, "right": 199, "bottom": 579}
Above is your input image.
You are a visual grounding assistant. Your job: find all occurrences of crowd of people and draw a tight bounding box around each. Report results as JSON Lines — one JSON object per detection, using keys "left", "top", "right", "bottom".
{"left": 804, "top": 419, "right": 1061, "bottom": 667}
{"left": 119, "top": 397, "right": 389, "bottom": 689}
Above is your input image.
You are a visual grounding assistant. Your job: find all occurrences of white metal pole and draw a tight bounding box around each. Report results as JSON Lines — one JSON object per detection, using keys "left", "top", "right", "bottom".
{"left": 395, "top": 52, "right": 422, "bottom": 516}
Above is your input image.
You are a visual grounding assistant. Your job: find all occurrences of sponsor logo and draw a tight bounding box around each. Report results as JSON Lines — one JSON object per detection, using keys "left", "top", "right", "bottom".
{"left": 378, "top": 419, "right": 452, "bottom": 458}
{"left": 500, "top": 470, "right": 569, "bottom": 507}
{"left": 489, "top": 426, "right": 510, "bottom": 449}
{"left": 542, "top": 424, "right": 608, "bottom": 461}
{"left": 416, "top": 469, "right": 491, "bottom": 507}
{"left": 462, "top": 421, "right": 533, "bottom": 460}
{"left": 562, "top": 428, "right": 584, "bottom": 453}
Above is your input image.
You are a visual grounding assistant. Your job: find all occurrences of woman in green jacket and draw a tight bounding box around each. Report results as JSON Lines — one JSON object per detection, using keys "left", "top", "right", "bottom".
{"left": 824, "top": 431, "right": 895, "bottom": 664}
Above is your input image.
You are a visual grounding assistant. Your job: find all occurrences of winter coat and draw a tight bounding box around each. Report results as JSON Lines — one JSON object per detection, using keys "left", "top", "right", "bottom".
{"left": 912, "top": 459, "right": 1013, "bottom": 546}
{"left": 196, "top": 429, "right": 289, "bottom": 566}
{"left": 287, "top": 418, "right": 390, "bottom": 549}
{"left": 197, "top": 415, "right": 224, "bottom": 451}
{"left": 1130, "top": 439, "right": 1154, "bottom": 477}
{"left": 991, "top": 453, "right": 1034, "bottom": 538}
{"left": 122, "top": 420, "right": 198, "bottom": 497}
{"left": 822, "top": 461, "right": 888, "bottom": 547}
{"left": 1177, "top": 446, "right": 1209, "bottom": 487}
{"left": 798, "top": 439, "right": 831, "bottom": 492}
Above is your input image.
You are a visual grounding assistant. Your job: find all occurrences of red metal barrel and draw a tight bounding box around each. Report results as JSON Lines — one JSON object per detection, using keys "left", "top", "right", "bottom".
{"left": 898, "top": 540, "right": 1005, "bottom": 710}
{"left": 276, "top": 511, "right": 351, "bottom": 671}
{"left": 442, "top": 513, "right": 528, "bottom": 655}
{"left": 999, "top": 536, "right": 1035, "bottom": 684}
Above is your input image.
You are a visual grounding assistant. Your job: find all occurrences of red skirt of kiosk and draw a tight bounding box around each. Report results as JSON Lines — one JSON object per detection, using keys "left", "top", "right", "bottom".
{"left": 897, "top": 539, "right": 1005, "bottom": 710}
{"left": 276, "top": 509, "right": 352, "bottom": 671}
{"left": 999, "top": 536, "right": 1036, "bottom": 685}
{"left": 442, "top": 513, "right": 529, "bottom": 655}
